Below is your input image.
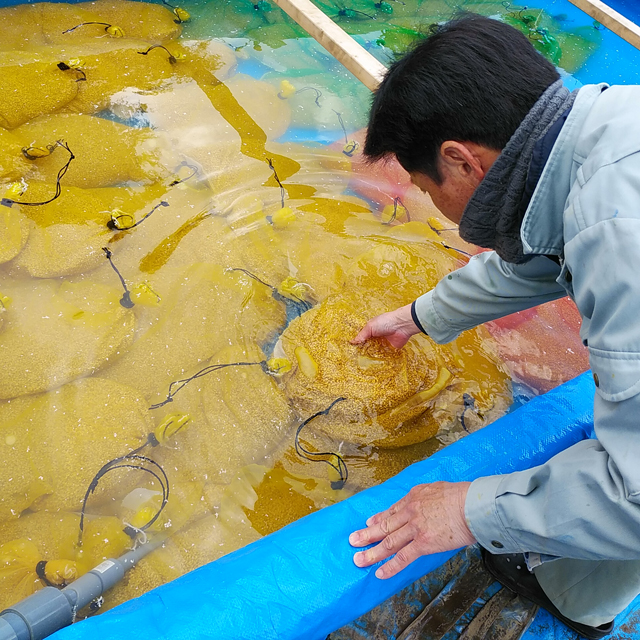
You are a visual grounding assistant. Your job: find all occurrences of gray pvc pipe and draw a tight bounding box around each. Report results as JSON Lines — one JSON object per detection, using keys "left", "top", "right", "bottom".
{"left": 0, "top": 543, "right": 158, "bottom": 640}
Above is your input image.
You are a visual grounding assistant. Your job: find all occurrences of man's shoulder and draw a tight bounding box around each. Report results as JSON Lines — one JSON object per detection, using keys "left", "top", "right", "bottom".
{"left": 523, "top": 84, "right": 640, "bottom": 256}
{"left": 562, "top": 86, "right": 640, "bottom": 234}
{"left": 574, "top": 85, "right": 640, "bottom": 179}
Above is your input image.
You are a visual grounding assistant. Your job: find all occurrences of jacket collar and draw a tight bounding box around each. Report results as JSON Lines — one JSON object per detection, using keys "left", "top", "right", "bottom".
{"left": 521, "top": 83, "right": 609, "bottom": 256}
{"left": 458, "top": 81, "right": 574, "bottom": 264}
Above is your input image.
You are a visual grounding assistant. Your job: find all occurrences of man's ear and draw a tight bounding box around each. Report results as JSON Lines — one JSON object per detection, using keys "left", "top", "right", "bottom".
{"left": 439, "top": 141, "right": 491, "bottom": 185}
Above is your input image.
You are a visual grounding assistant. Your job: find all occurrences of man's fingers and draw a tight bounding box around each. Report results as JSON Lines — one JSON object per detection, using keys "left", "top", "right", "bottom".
{"left": 365, "top": 497, "right": 403, "bottom": 527}
{"left": 352, "top": 524, "right": 415, "bottom": 568}
{"left": 350, "top": 305, "right": 418, "bottom": 348}
{"left": 349, "top": 506, "right": 407, "bottom": 548}
{"left": 349, "top": 482, "right": 475, "bottom": 580}
{"left": 350, "top": 323, "right": 373, "bottom": 345}
{"left": 375, "top": 541, "right": 423, "bottom": 580}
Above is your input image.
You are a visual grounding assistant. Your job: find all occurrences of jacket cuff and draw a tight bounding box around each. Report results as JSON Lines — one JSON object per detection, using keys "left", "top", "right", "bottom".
{"left": 410, "top": 301, "right": 428, "bottom": 335}
{"left": 413, "top": 291, "right": 461, "bottom": 344}
{"left": 464, "top": 475, "right": 523, "bottom": 554}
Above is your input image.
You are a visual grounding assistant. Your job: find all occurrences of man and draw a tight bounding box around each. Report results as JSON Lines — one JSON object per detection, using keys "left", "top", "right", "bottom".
{"left": 347, "top": 13, "right": 640, "bottom": 639}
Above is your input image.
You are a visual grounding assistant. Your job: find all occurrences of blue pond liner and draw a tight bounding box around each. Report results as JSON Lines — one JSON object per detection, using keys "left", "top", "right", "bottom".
{"left": 49, "top": 371, "right": 640, "bottom": 640}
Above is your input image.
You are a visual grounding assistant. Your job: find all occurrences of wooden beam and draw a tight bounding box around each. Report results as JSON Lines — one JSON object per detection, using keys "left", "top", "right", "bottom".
{"left": 272, "top": 0, "right": 387, "bottom": 91}
{"left": 568, "top": 0, "right": 640, "bottom": 51}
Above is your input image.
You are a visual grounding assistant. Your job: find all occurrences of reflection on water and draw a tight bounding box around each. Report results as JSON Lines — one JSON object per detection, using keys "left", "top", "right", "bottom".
{"left": 0, "top": 0, "right": 586, "bottom": 617}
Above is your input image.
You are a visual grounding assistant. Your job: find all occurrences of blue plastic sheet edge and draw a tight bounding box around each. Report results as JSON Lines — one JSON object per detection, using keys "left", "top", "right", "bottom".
{"left": 51, "top": 371, "right": 637, "bottom": 640}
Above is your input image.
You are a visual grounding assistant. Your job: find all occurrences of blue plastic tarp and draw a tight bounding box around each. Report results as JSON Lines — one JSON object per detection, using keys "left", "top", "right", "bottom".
{"left": 51, "top": 372, "right": 638, "bottom": 640}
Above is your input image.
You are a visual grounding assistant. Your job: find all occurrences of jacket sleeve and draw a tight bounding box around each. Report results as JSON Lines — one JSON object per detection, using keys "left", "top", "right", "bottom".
{"left": 465, "top": 206, "right": 640, "bottom": 560}
{"left": 465, "top": 394, "right": 640, "bottom": 561}
{"left": 413, "top": 251, "right": 565, "bottom": 344}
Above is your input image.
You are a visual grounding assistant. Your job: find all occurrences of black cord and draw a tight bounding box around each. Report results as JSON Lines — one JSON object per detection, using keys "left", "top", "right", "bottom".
{"left": 294, "top": 86, "right": 322, "bottom": 107}
{"left": 138, "top": 45, "right": 178, "bottom": 64}
{"left": 107, "top": 201, "right": 169, "bottom": 231}
{"left": 426, "top": 220, "right": 456, "bottom": 235}
{"left": 62, "top": 21, "right": 114, "bottom": 34}
{"left": 149, "top": 361, "right": 268, "bottom": 410}
{"left": 78, "top": 454, "right": 169, "bottom": 547}
{"left": 336, "top": 8, "right": 374, "bottom": 18}
{"left": 441, "top": 243, "right": 472, "bottom": 258}
{"left": 333, "top": 110, "right": 348, "bottom": 145}
{"left": 35, "top": 561, "right": 59, "bottom": 588}
{"left": 161, "top": 0, "right": 189, "bottom": 23}
{"left": 169, "top": 162, "right": 198, "bottom": 186}
{"left": 382, "top": 197, "right": 410, "bottom": 225}
{"left": 228, "top": 267, "right": 275, "bottom": 290}
{"left": 460, "top": 393, "right": 476, "bottom": 434}
{"left": 1, "top": 141, "right": 74, "bottom": 208}
{"left": 294, "top": 397, "right": 349, "bottom": 490}
{"left": 57, "top": 62, "right": 86, "bottom": 82}
{"left": 267, "top": 158, "right": 286, "bottom": 208}
{"left": 102, "top": 247, "right": 134, "bottom": 308}
{"left": 333, "top": 111, "right": 359, "bottom": 156}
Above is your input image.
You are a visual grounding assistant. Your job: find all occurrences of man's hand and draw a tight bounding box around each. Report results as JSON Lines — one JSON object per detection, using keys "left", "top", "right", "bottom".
{"left": 349, "top": 482, "right": 475, "bottom": 579}
{"left": 351, "top": 303, "right": 421, "bottom": 349}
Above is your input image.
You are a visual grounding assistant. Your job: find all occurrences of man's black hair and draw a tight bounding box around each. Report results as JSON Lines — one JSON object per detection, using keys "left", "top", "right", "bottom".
{"left": 364, "top": 13, "right": 560, "bottom": 182}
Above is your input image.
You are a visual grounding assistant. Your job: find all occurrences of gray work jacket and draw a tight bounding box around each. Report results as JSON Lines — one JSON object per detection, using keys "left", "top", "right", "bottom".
{"left": 414, "top": 83, "right": 640, "bottom": 560}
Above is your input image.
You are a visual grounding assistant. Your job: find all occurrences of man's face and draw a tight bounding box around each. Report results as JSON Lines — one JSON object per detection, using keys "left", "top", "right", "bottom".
{"left": 408, "top": 171, "right": 475, "bottom": 225}
{"left": 407, "top": 142, "right": 501, "bottom": 225}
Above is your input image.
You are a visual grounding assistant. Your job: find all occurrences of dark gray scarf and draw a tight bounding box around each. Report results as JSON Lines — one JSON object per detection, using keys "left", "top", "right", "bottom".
{"left": 458, "top": 80, "right": 577, "bottom": 264}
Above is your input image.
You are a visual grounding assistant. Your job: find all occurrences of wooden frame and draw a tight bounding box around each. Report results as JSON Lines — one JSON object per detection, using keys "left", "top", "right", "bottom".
{"left": 273, "top": 0, "right": 640, "bottom": 93}
{"left": 271, "top": 0, "right": 387, "bottom": 90}
{"left": 568, "top": 0, "right": 640, "bottom": 51}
